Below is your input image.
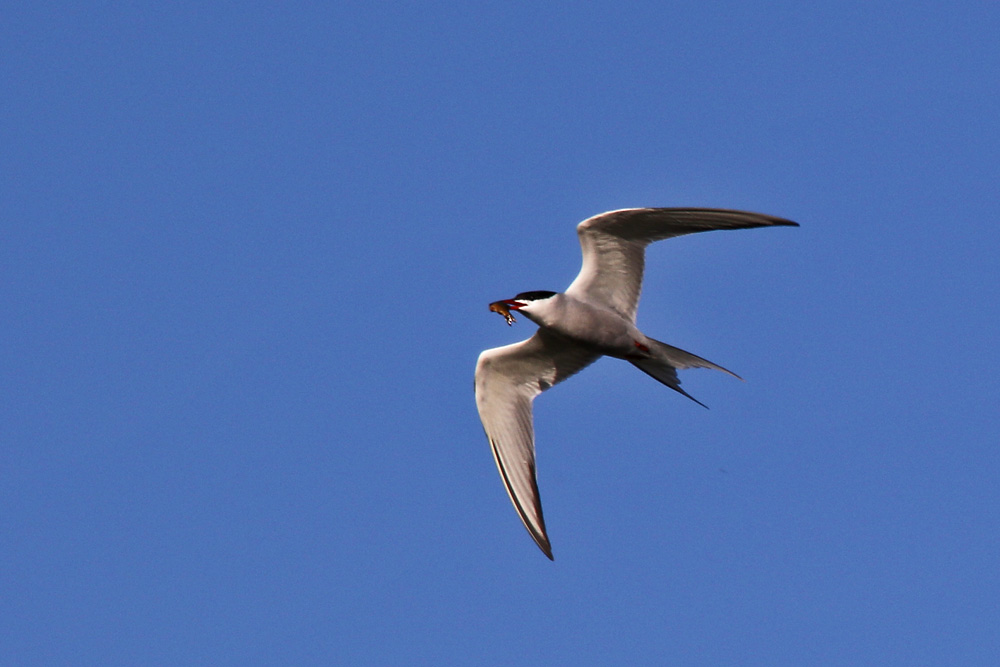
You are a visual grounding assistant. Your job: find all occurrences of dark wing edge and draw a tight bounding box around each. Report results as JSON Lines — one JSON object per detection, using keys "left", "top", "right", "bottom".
{"left": 489, "top": 437, "right": 553, "bottom": 559}
{"left": 577, "top": 208, "right": 799, "bottom": 243}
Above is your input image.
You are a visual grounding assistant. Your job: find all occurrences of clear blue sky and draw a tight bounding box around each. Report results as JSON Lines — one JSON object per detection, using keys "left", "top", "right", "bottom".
{"left": 3, "top": 2, "right": 999, "bottom": 664}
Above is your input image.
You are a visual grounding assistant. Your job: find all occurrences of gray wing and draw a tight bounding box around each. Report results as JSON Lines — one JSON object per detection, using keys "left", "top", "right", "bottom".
{"left": 474, "top": 329, "right": 600, "bottom": 559}
{"left": 565, "top": 208, "right": 798, "bottom": 321}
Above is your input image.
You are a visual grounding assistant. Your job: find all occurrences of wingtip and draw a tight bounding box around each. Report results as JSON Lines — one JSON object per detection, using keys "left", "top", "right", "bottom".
{"left": 489, "top": 437, "right": 556, "bottom": 561}
{"left": 529, "top": 525, "right": 554, "bottom": 560}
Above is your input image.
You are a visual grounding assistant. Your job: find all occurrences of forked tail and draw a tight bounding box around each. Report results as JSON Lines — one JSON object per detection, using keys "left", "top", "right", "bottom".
{"left": 629, "top": 337, "right": 741, "bottom": 409}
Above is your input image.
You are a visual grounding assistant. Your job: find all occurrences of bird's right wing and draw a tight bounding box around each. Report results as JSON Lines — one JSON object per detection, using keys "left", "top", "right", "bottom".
{"left": 565, "top": 208, "right": 798, "bottom": 321}
{"left": 474, "top": 329, "right": 599, "bottom": 559}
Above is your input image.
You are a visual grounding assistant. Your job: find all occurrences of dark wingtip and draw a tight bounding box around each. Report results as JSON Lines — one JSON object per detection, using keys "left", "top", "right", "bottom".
{"left": 535, "top": 534, "right": 554, "bottom": 560}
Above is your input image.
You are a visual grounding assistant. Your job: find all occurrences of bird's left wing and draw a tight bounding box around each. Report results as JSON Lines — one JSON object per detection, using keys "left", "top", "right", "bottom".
{"left": 474, "top": 329, "right": 599, "bottom": 559}
{"left": 566, "top": 208, "right": 798, "bottom": 320}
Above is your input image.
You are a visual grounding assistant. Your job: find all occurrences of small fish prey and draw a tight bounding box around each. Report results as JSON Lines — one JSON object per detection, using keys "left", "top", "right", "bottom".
{"left": 489, "top": 300, "right": 517, "bottom": 326}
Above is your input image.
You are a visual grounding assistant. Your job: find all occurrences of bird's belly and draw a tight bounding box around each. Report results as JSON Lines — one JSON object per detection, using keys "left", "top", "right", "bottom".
{"left": 543, "top": 307, "right": 641, "bottom": 358}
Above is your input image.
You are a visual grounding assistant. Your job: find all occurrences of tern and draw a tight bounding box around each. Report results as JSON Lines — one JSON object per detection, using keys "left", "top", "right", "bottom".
{"left": 475, "top": 208, "right": 798, "bottom": 559}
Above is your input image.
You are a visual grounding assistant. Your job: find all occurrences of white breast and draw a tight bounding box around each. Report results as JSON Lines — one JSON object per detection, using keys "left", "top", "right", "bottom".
{"left": 524, "top": 294, "right": 640, "bottom": 356}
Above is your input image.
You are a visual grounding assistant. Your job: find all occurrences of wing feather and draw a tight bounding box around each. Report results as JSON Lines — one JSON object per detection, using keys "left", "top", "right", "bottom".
{"left": 474, "top": 329, "right": 599, "bottom": 559}
{"left": 565, "top": 208, "right": 798, "bottom": 320}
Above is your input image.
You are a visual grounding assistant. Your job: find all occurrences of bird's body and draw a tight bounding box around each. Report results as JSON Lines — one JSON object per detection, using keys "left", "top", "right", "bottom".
{"left": 516, "top": 292, "right": 643, "bottom": 356}
{"left": 475, "top": 208, "right": 798, "bottom": 559}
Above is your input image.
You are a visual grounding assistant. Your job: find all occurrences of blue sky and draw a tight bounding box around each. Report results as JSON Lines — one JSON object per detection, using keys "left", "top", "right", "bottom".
{"left": 3, "top": 2, "right": 999, "bottom": 664}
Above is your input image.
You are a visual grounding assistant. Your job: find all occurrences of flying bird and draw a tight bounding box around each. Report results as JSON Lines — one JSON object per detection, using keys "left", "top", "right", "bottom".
{"left": 474, "top": 208, "right": 798, "bottom": 559}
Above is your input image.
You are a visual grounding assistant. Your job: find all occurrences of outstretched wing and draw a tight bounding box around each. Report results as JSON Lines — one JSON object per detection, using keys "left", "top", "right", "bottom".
{"left": 565, "top": 208, "right": 798, "bottom": 321}
{"left": 474, "top": 329, "right": 599, "bottom": 559}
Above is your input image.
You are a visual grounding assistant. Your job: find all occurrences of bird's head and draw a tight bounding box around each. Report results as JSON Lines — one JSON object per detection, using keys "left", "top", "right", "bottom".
{"left": 488, "top": 291, "right": 557, "bottom": 326}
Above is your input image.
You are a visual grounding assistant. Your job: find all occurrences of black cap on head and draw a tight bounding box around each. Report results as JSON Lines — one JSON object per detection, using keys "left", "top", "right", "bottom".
{"left": 514, "top": 290, "right": 557, "bottom": 301}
